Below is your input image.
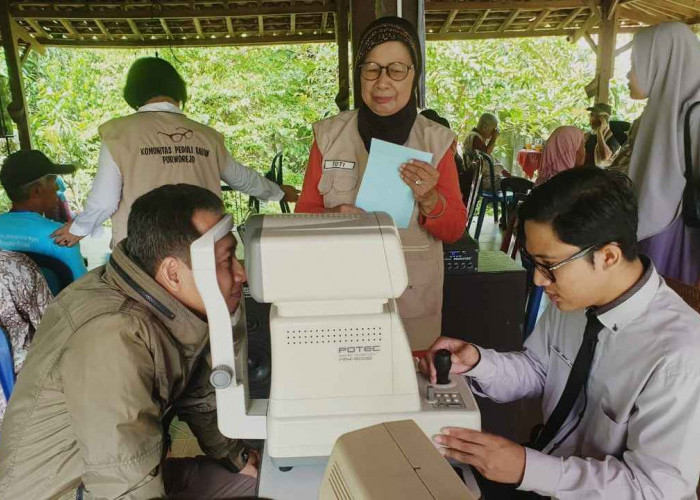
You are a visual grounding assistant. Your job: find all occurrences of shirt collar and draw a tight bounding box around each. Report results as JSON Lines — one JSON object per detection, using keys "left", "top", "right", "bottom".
{"left": 594, "top": 255, "right": 658, "bottom": 334}
{"left": 137, "top": 101, "right": 184, "bottom": 114}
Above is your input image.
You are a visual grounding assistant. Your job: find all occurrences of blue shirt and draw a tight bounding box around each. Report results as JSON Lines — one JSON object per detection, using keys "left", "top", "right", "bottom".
{"left": 0, "top": 211, "right": 87, "bottom": 282}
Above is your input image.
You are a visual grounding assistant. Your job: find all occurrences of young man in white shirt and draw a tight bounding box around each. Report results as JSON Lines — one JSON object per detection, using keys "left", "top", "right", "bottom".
{"left": 420, "top": 167, "right": 700, "bottom": 498}
{"left": 52, "top": 57, "right": 298, "bottom": 247}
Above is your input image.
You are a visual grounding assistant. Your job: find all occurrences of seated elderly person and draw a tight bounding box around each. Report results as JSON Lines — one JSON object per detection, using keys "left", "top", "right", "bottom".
{"left": 0, "top": 150, "right": 87, "bottom": 286}
{"left": 421, "top": 168, "right": 700, "bottom": 498}
{"left": 0, "top": 250, "right": 52, "bottom": 425}
{"left": 0, "top": 184, "right": 258, "bottom": 499}
{"left": 463, "top": 112, "right": 509, "bottom": 190}
{"left": 583, "top": 103, "right": 620, "bottom": 168}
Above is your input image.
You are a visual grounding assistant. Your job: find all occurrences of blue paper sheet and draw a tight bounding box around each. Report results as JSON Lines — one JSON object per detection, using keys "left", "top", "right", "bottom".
{"left": 355, "top": 139, "right": 433, "bottom": 229}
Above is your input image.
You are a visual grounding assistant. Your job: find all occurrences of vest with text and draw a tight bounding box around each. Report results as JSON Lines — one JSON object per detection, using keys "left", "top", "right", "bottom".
{"left": 99, "top": 111, "right": 228, "bottom": 245}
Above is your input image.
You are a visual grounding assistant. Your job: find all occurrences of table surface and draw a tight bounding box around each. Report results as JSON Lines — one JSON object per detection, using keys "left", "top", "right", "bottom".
{"left": 257, "top": 445, "right": 482, "bottom": 499}
{"left": 478, "top": 250, "right": 526, "bottom": 273}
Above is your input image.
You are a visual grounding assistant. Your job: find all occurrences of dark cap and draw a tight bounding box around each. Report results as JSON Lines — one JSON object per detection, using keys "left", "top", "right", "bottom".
{"left": 587, "top": 102, "right": 613, "bottom": 115}
{"left": 0, "top": 150, "right": 75, "bottom": 191}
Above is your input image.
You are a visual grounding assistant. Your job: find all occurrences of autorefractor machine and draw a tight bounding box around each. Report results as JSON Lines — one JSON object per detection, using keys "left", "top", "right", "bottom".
{"left": 190, "top": 212, "right": 481, "bottom": 467}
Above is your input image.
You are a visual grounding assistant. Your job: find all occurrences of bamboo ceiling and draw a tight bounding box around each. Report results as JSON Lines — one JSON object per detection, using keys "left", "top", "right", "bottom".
{"left": 5, "top": 1, "right": 700, "bottom": 49}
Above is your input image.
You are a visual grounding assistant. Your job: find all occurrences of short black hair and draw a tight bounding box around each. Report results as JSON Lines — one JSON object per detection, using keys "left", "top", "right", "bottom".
{"left": 123, "top": 57, "right": 188, "bottom": 110}
{"left": 518, "top": 168, "right": 639, "bottom": 261}
{"left": 126, "top": 184, "right": 224, "bottom": 276}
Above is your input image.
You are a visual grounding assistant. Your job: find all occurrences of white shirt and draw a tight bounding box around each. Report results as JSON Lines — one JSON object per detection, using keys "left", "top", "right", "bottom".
{"left": 70, "top": 102, "right": 284, "bottom": 237}
{"left": 467, "top": 259, "right": 700, "bottom": 499}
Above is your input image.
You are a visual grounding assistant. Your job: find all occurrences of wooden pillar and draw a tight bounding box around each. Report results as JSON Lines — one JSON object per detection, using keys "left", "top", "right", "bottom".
{"left": 595, "top": 2, "right": 619, "bottom": 104}
{"left": 0, "top": 0, "right": 32, "bottom": 150}
{"left": 335, "top": 0, "right": 351, "bottom": 111}
{"left": 350, "top": 0, "right": 426, "bottom": 108}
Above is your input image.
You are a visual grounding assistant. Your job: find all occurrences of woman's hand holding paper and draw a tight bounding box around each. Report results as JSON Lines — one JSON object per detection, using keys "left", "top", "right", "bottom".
{"left": 400, "top": 160, "right": 440, "bottom": 214}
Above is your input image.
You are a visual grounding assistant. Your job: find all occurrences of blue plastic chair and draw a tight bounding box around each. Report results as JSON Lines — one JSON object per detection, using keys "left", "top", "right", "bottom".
{"left": 0, "top": 326, "right": 14, "bottom": 401}
{"left": 520, "top": 251, "right": 544, "bottom": 339}
{"left": 473, "top": 152, "right": 514, "bottom": 240}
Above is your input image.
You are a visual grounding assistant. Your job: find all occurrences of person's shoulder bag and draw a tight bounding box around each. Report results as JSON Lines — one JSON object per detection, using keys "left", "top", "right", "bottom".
{"left": 682, "top": 101, "right": 700, "bottom": 227}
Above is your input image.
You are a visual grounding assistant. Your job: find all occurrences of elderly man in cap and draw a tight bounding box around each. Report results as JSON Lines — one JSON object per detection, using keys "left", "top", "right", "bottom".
{"left": 584, "top": 102, "right": 621, "bottom": 168}
{"left": 0, "top": 150, "right": 87, "bottom": 282}
{"left": 51, "top": 56, "right": 299, "bottom": 248}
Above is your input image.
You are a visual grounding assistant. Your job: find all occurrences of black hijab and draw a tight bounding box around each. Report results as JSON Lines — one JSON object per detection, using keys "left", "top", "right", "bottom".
{"left": 355, "top": 17, "right": 422, "bottom": 152}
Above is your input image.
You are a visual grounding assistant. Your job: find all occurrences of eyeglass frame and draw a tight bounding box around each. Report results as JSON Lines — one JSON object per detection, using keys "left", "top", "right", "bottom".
{"left": 157, "top": 127, "right": 194, "bottom": 143}
{"left": 357, "top": 62, "right": 415, "bottom": 82}
{"left": 521, "top": 244, "right": 599, "bottom": 283}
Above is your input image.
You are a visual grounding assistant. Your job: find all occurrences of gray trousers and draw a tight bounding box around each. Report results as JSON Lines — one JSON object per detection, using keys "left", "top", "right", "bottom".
{"left": 163, "top": 457, "right": 257, "bottom": 499}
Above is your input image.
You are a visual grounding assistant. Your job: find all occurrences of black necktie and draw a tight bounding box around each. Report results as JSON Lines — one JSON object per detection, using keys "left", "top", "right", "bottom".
{"left": 533, "top": 309, "right": 604, "bottom": 452}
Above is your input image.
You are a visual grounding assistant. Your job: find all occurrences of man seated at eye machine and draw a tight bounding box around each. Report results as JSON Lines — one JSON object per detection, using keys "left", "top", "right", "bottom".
{"left": 420, "top": 168, "right": 700, "bottom": 498}
{"left": 190, "top": 212, "right": 481, "bottom": 468}
{"left": 0, "top": 184, "right": 258, "bottom": 500}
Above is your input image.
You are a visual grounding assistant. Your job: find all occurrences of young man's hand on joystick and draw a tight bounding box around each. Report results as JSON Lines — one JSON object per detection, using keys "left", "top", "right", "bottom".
{"left": 418, "top": 337, "right": 481, "bottom": 385}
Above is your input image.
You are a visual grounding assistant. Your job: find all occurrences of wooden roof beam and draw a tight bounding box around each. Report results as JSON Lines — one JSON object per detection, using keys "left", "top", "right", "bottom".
{"left": 637, "top": 0, "right": 694, "bottom": 17}
{"left": 568, "top": 11, "right": 598, "bottom": 42}
{"left": 558, "top": 7, "right": 585, "bottom": 29}
{"left": 628, "top": 1, "right": 678, "bottom": 19}
{"left": 615, "top": 39, "right": 633, "bottom": 56}
{"left": 59, "top": 18, "right": 82, "bottom": 39}
{"left": 12, "top": 20, "right": 46, "bottom": 54}
{"left": 193, "top": 18, "right": 204, "bottom": 37}
{"left": 20, "top": 45, "right": 32, "bottom": 65}
{"left": 470, "top": 9, "right": 490, "bottom": 33}
{"left": 499, "top": 9, "right": 521, "bottom": 32}
{"left": 429, "top": 25, "right": 636, "bottom": 41}
{"left": 12, "top": 4, "right": 337, "bottom": 19}
{"left": 440, "top": 10, "right": 459, "bottom": 33}
{"left": 664, "top": 0, "right": 700, "bottom": 14}
{"left": 41, "top": 32, "right": 335, "bottom": 49}
{"left": 425, "top": 1, "right": 599, "bottom": 11}
{"left": 583, "top": 32, "right": 597, "bottom": 51}
{"left": 127, "top": 18, "right": 143, "bottom": 40}
{"left": 618, "top": 4, "right": 663, "bottom": 24}
{"left": 26, "top": 18, "right": 50, "bottom": 39}
{"left": 528, "top": 9, "right": 551, "bottom": 31}
{"left": 160, "top": 18, "right": 172, "bottom": 37}
{"left": 95, "top": 19, "right": 112, "bottom": 40}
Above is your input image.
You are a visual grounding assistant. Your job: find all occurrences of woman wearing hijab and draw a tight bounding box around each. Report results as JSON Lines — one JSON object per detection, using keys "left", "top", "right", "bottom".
{"left": 296, "top": 17, "right": 467, "bottom": 350}
{"left": 626, "top": 22, "right": 700, "bottom": 287}
{"left": 534, "top": 126, "right": 586, "bottom": 186}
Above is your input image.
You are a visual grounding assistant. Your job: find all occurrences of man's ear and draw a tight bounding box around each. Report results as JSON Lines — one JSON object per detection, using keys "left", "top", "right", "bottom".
{"left": 155, "top": 256, "right": 184, "bottom": 293}
{"left": 598, "top": 243, "right": 623, "bottom": 271}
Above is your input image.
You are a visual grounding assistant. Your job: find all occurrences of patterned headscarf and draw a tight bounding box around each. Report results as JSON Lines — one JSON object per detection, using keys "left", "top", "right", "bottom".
{"left": 355, "top": 17, "right": 422, "bottom": 151}
{"left": 355, "top": 16, "right": 422, "bottom": 86}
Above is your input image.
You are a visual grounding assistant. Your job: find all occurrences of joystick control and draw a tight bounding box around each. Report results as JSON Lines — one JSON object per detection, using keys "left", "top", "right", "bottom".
{"left": 434, "top": 349, "right": 452, "bottom": 385}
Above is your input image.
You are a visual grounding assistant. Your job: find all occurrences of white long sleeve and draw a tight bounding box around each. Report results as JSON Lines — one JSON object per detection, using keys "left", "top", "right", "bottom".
{"left": 69, "top": 144, "right": 122, "bottom": 237}
{"left": 221, "top": 152, "right": 284, "bottom": 201}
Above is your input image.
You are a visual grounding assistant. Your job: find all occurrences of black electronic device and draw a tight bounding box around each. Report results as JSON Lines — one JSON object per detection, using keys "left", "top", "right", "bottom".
{"left": 243, "top": 284, "right": 272, "bottom": 399}
{"left": 443, "top": 231, "right": 478, "bottom": 275}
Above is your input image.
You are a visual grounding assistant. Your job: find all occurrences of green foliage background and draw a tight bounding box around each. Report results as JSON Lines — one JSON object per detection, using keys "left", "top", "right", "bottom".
{"left": 0, "top": 37, "right": 644, "bottom": 219}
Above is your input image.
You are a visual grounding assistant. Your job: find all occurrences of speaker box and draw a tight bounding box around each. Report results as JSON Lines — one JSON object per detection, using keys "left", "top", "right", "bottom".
{"left": 244, "top": 285, "right": 272, "bottom": 399}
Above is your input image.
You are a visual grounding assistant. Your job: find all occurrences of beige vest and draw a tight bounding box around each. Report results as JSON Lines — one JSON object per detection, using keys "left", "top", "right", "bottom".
{"left": 313, "top": 110, "right": 456, "bottom": 350}
{"left": 99, "top": 111, "right": 228, "bottom": 245}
